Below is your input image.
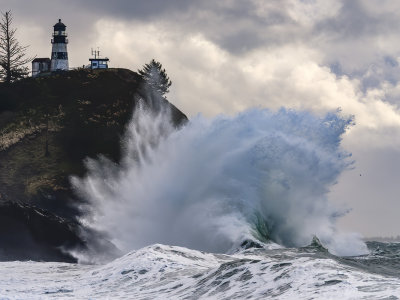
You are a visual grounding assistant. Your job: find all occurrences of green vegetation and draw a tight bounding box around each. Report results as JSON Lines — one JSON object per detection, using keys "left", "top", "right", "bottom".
{"left": 138, "top": 59, "right": 172, "bottom": 96}
{"left": 0, "top": 68, "right": 187, "bottom": 218}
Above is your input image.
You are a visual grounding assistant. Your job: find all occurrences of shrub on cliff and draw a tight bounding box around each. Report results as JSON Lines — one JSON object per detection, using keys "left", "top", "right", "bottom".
{"left": 138, "top": 59, "right": 172, "bottom": 96}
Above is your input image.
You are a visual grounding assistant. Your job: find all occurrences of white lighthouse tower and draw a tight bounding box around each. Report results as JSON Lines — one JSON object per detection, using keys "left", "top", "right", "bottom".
{"left": 50, "top": 19, "right": 69, "bottom": 71}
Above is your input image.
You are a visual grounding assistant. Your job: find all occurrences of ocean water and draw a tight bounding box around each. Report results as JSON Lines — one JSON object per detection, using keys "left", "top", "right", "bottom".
{"left": 0, "top": 242, "right": 400, "bottom": 299}
{"left": 2, "top": 102, "right": 396, "bottom": 299}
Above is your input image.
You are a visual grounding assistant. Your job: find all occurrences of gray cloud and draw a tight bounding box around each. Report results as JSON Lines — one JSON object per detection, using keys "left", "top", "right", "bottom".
{"left": 315, "top": 1, "right": 381, "bottom": 39}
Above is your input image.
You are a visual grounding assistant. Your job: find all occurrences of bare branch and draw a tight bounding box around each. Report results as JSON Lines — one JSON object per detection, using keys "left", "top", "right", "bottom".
{"left": 0, "top": 10, "right": 33, "bottom": 83}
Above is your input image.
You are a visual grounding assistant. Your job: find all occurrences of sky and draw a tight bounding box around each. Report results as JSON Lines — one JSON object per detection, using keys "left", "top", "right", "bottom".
{"left": 1, "top": 0, "right": 400, "bottom": 238}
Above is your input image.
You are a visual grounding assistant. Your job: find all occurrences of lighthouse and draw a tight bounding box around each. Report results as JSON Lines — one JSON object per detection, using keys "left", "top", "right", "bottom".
{"left": 50, "top": 19, "right": 69, "bottom": 71}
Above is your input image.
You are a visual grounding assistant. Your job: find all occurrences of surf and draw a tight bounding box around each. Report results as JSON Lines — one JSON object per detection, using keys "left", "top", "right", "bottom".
{"left": 72, "top": 99, "right": 368, "bottom": 259}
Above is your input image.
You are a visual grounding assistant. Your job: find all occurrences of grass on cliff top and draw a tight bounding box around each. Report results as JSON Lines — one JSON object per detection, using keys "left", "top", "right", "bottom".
{"left": 0, "top": 69, "right": 142, "bottom": 207}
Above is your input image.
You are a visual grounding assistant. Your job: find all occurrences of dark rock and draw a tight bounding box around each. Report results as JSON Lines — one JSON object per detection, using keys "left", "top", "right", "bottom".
{"left": 0, "top": 201, "right": 84, "bottom": 262}
{"left": 240, "top": 239, "right": 264, "bottom": 250}
{"left": 0, "top": 68, "right": 188, "bottom": 261}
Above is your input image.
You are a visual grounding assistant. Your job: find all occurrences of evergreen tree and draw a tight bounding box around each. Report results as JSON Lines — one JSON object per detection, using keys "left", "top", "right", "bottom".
{"left": 138, "top": 59, "right": 172, "bottom": 96}
{"left": 0, "top": 11, "right": 31, "bottom": 83}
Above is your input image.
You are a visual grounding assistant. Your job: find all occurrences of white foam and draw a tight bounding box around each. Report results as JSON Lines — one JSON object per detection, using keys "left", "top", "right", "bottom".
{"left": 0, "top": 245, "right": 399, "bottom": 299}
{"left": 73, "top": 106, "right": 367, "bottom": 257}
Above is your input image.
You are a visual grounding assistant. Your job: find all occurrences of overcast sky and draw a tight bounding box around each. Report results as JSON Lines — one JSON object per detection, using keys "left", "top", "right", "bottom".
{"left": 1, "top": 0, "right": 400, "bottom": 238}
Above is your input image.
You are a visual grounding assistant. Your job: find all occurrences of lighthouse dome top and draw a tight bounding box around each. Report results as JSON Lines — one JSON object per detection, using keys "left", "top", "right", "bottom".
{"left": 54, "top": 19, "right": 66, "bottom": 31}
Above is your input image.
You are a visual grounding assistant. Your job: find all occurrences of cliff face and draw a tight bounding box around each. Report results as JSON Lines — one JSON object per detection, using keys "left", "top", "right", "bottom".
{"left": 0, "top": 68, "right": 188, "bottom": 261}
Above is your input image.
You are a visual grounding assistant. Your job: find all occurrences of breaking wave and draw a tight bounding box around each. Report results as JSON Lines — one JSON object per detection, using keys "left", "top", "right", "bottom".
{"left": 73, "top": 102, "right": 367, "bottom": 258}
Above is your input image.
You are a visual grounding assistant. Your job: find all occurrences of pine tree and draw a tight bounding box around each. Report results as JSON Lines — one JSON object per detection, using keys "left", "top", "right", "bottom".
{"left": 138, "top": 59, "right": 172, "bottom": 96}
{"left": 0, "top": 11, "right": 31, "bottom": 83}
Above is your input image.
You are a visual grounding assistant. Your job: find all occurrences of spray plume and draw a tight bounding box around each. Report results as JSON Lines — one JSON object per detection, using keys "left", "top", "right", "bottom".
{"left": 72, "top": 98, "right": 367, "bottom": 259}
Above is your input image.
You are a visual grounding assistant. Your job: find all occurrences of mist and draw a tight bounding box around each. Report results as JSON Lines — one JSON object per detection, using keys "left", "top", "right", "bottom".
{"left": 73, "top": 102, "right": 368, "bottom": 258}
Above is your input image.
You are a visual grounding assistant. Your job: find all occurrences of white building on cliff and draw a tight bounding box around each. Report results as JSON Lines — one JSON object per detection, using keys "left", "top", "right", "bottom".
{"left": 32, "top": 19, "right": 111, "bottom": 77}
{"left": 32, "top": 19, "right": 69, "bottom": 77}
{"left": 50, "top": 19, "right": 69, "bottom": 71}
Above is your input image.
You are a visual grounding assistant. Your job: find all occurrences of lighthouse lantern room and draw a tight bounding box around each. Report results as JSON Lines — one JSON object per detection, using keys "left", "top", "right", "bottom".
{"left": 50, "top": 19, "right": 69, "bottom": 71}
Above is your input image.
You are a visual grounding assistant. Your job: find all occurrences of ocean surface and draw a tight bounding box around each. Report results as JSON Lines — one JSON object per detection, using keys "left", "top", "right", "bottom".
{"left": 0, "top": 241, "right": 400, "bottom": 299}
{"left": 2, "top": 106, "right": 394, "bottom": 299}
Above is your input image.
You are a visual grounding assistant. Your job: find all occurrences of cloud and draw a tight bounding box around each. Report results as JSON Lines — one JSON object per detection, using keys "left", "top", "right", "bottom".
{"left": 93, "top": 17, "right": 400, "bottom": 125}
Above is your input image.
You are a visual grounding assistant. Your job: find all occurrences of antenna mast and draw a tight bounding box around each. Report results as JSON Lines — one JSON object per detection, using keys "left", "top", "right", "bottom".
{"left": 91, "top": 47, "right": 101, "bottom": 59}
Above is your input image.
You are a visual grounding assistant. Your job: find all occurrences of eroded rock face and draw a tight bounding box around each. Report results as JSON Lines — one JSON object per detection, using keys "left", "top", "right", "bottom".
{"left": 0, "top": 201, "right": 83, "bottom": 262}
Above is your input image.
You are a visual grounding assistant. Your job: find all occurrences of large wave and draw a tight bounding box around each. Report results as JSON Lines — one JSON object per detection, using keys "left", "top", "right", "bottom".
{"left": 72, "top": 101, "right": 367, "bottom": 258}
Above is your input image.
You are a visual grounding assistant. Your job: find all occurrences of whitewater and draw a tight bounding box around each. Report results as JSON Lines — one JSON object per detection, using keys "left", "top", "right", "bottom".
{"left": 2, "top": 243, "right": 400, "bottom": 299}
{"left": 2, "top": 99, "right": 400, "bottom": 299}
{"left": 73, "top": 103, "right": 366, "bottom": 259}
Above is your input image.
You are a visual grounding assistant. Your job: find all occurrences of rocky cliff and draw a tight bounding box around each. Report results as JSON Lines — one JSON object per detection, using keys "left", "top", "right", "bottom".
{"left": 0, "top": 68, "right": 188, "bottom": 261}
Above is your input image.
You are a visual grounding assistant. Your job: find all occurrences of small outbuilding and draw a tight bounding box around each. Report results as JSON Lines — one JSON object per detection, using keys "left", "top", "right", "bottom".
{"left": 89, "top": 48, "right": 109, "bottom": 69}
{"left": 89, "top": 57, "right": 109, "bottom": 69}
{"left": 32, "top": 58, "right": 51, "bottom": 77}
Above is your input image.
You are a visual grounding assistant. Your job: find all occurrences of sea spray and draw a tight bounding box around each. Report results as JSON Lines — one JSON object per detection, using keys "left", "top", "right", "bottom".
{"left": 72, "top": 104, "right": 368, "bottom": 258}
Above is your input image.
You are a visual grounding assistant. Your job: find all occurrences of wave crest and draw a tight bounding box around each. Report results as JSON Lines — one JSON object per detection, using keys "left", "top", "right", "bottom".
{"left": 73, "top": 103, "right": 367, "bottom": 257}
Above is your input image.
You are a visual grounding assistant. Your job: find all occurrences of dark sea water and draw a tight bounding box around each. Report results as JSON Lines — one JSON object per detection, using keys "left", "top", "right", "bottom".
{"left": 343, "top": 241, "right": 400, "bottom": 278}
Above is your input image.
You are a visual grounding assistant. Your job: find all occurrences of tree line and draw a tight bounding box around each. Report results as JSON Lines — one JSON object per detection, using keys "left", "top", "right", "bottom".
{"left": 0, "top": 10, "right": 31, "bottom": 83}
